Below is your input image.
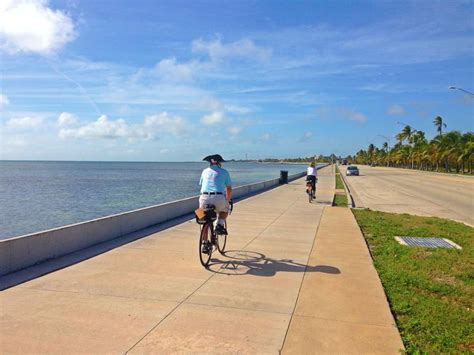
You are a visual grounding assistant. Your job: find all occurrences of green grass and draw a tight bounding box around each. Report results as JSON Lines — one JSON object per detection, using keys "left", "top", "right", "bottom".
{"left": 352, "top": 209, "right": 474, "bottom": 353}
{"left": 333, "top": 193, "right": 348, "bottom": 207}
{"left": 335, "top": 173, "right": 345, "bottom": 190}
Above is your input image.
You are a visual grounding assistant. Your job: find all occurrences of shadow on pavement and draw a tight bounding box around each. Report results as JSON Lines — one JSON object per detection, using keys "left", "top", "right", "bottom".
{"left": 208, "top": 250, "right": 341, "bottom": 276}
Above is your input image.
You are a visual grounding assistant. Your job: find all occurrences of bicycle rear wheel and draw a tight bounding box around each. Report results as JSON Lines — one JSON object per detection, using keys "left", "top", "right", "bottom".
{"left": 199, "top": 223, "right": 212, "bottom": 267}
{"left": 308, "top": 188, "right": 313, "bottom": 203}
{"left": 217, "top": 221, "right": 227, "bottom": 254}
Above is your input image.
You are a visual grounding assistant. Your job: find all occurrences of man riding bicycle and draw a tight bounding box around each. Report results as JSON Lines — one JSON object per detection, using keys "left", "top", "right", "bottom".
{"left": 306, "top": 161, "right": 317, "bottom": 199}
{"left": 199, "top": 154, "right": 232, "bottom": 236}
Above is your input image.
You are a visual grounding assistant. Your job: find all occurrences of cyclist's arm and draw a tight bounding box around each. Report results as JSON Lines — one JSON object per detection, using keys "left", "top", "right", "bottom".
{"left": 226, "top": 186, "right": 232, "bottom": 201}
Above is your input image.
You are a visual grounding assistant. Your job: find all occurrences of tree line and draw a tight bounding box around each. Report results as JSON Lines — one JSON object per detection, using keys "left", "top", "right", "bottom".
{"left": 259, "top": 154, "right": 335, "bottom": 163}
{"left": 348, "top": 116, "right": 473, "bottom": 174}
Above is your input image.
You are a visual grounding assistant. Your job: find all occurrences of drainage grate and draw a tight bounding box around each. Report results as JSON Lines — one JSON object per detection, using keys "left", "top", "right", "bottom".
{"left": 395, "top": 236, "right": 462, "bottom": 250}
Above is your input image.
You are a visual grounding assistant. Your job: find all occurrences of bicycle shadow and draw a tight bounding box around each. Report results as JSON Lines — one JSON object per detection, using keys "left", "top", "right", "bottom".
{"left": 208, "top": 250, "right": 341, "bottom": 276}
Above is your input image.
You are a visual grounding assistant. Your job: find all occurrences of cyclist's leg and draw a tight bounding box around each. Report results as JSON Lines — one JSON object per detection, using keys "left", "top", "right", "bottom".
{"left": 215, "top": 196, "right": 229, "bottom": 234}
{"left": 199, "top": 195, "right": 213, "bottom": 241}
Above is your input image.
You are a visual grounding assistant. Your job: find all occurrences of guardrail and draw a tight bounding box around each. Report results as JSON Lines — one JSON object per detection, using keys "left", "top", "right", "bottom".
{"left": 0, "top": 167, "right": 326, "bottom": 277}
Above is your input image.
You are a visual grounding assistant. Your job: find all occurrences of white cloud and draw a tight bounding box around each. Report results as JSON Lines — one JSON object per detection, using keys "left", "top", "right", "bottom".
{"left": 58, "top": 115, "right": 140, "bottom": 140}
{"left": 59, "top": 112, "right": 189, "bottom": 140}
{"left": 201, "top": 111, "right": 224, "bottom": 125}
{"left": 387, "top": 104, "right": 405, "bottom": 115}
{"left": 315, "top": 106, "right": 368, "bottom": 123}
{"left": 350, "top": 112, "right": 367, "bottom": 122}
{"left": 299, "top": 131, "right": 313, "bottom": 142}
{"left": 227, "top": 126, "right": 242, "bottom": 135}
{"left": 0, "top": 0, "right": 76, "bottom": 55}
{"left": 0, "top": 94, "right": 9, "bottom": 107}
{"left": 199, "top": 98, "right": 251, "bottom": 115}
{"left": 143, "top": 112, "right": 188, "bottom": 136}
{"left": 57, "top": 112, "right": 77, "bottom": 126}
{"left": 154, "top": 57, "right": 197, "bottom": 82}
{"left": 6, "top": 116, "right": 44, "bottom": 129}
{"left": 261, "top": 133, "right": 271, "bottom": 141}
{"left": 192, "top": 38, "right": 272, "bottom": 62}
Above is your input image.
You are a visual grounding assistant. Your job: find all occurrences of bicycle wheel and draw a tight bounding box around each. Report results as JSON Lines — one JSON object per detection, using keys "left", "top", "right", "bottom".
{"left": 217, "top": 221, "right": 227, "bottom": 254}
{"left": 308, "top": 188, "right": 313, "bottom": 203}
{"left": 199, "top": 223, "right": 212, "bottom": 267}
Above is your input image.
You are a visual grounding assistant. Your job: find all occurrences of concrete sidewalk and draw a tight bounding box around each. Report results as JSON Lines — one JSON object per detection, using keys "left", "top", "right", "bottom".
{"left": 0, "top": 166, "right": 403, "bottom": 354}
{"left": 282, "top": 207, "right": 404, "bottom": 353}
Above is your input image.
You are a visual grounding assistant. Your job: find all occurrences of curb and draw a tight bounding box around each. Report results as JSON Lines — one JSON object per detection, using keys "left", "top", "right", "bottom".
{"left": 337, "top": 166, "right": 355, "bottom": 208}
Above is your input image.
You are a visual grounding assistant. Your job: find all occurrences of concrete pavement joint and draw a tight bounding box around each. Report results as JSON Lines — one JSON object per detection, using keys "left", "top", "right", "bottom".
{"left": 219, "top": 195, "right": 303, "bottom": 271}
{"left": 280, "top": 205, "right": 326, "bottom": 353}
{"left": 184, "top": 300, "right": 293, "bottom": 316}
{"left": 124, "top": 268, "right": 218, "bottom": 354}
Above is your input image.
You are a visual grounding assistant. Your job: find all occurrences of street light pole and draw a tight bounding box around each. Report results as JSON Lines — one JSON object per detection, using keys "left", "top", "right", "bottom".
{"left": 449, "top": 86, "right": 474, "bottom": 96}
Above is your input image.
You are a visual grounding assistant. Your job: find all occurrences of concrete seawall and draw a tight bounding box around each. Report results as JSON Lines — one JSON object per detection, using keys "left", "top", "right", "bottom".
{"left": 0, "top": 168, "right": 326, "bottom": 277}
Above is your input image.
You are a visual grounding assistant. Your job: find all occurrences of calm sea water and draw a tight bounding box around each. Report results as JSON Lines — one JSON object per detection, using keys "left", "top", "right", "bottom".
{"left": 0, "top": 161, "right": 308, "bottom": 240}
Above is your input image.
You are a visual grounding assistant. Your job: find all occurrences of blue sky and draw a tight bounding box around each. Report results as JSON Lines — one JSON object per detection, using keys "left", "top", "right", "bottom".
{"left": 1, "top": 0, "right": 473, "bottom": 161}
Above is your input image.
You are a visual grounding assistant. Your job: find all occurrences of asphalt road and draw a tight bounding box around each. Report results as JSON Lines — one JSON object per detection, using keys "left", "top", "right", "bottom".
{"left": 341, "top": 165, "right": 474, "bottom": 226}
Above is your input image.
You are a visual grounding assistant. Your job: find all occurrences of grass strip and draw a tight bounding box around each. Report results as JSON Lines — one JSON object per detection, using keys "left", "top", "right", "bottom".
{"left": 335, "top": 173, "right": 345, "bottom": 190}
{"left": 352, "top": 209, "right": 474, "bottom": 353}
{"left": 333, "top": 193, "right": 347, "bottom": 207}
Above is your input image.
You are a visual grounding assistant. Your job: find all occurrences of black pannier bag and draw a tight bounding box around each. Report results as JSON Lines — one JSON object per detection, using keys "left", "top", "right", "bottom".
{"left": 194, "top": 207, "right": 217, "bottom": 224}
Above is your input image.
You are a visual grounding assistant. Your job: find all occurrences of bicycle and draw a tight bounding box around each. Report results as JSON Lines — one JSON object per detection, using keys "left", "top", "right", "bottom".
{"left": 306, "top": 180, "right": 314, "bottom": 203}
{"left": 305, "top": 176, "right": 317, "bottom": 203}
{"left": 195, "top": 201, "right": 233, "bottom": 267}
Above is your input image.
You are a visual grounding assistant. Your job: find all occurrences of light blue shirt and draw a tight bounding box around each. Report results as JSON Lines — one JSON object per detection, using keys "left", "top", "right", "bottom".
{"left": 199, "top": 166, "right": 232, "bottom": 193}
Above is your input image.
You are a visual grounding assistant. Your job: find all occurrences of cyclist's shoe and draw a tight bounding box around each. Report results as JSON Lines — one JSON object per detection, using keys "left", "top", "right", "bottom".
{"left": 201, "top": 241, "right": 211, "bottom": 254}
{"left": 312, "top": 194, "right": 316, "bottom": 199}
{"left": 215, "top": 224, "right": 228, "bottom": 235}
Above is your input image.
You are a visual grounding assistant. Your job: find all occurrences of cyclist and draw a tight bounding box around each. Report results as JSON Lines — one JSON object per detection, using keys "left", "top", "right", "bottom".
{"left": 199, "top": 154, "right": 232, "bottom": 237}
{"left": 306, "top": 161, "right": 317, "bottom": 199}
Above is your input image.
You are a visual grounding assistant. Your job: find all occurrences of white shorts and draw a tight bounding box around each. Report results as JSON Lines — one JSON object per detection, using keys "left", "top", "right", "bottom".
{"left": 199, "top": 194, "right": 229, "bottom": 213}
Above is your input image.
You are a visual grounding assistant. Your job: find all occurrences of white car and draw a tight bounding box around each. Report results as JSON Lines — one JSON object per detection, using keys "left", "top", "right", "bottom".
{"left": 346, "top": 166, "right": 359, "bottom": 176}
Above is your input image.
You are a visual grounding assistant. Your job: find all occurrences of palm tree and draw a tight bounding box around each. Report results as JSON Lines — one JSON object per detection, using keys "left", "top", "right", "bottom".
{"left": 400, "top": 125, "right": 415, "bottom": 145}
{"left": 367, "top": 144, "right": 375, "bottom": 164}
{"left": 433, "top": 116, "right": 447, "bottom": 135}
{"left": 458, "top": 132, "right": 474, "bottom": 173}
{"left": 438, "top": 131, "right": 462, "bottom": 172}
{"left": 395, "top": 132, "right": 404, "bottom": 145}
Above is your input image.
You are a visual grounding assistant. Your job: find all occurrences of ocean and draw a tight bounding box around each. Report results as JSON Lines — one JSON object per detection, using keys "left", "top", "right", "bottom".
{"left": 0, "top": 161, "right": 309, "bottom": 240}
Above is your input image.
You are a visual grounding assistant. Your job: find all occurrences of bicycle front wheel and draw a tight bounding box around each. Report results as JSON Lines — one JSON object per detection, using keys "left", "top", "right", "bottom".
{"left": 199, "top": 223, "right": 212, "bottom": 267}
{"left": 217, "top": 221, "right": 227, "bottom": 254}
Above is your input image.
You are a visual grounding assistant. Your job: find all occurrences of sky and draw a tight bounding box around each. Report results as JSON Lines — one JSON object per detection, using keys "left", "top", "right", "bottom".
{"left": 1, "top": 0, "right": 473, "bottom": 161}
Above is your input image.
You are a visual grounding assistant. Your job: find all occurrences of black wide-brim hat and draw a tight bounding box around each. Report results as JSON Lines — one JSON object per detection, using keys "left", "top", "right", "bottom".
{"left": 203, "top": 154, "right": 226, "bottom": 163}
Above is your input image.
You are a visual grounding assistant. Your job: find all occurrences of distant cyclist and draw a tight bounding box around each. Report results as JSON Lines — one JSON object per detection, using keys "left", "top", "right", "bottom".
{"left": 306, "top": 161, "right": 317, "bottom": 199}
{"left": 199, "top": 154, "right": 232, "bottom": 235}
